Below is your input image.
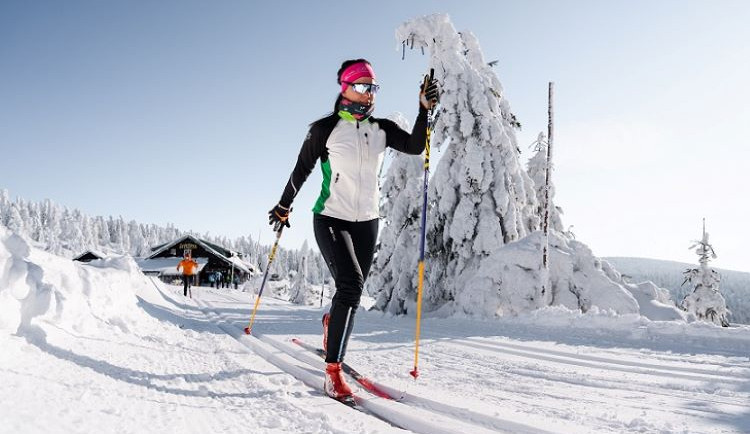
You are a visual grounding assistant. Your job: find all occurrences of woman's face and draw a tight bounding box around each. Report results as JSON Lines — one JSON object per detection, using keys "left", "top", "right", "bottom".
{"left": 342, "top": 76, "right": 376, "bottom": 106}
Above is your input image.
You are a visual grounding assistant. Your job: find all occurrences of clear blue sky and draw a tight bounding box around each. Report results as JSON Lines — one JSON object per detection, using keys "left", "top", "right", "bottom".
{"left": 2, "top": 1, "right": 748, "bottom": 271}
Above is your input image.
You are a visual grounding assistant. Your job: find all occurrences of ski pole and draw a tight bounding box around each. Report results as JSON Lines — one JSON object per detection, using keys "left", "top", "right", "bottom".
{"left": 244, "top": 225, "right": 285, "bottom": 335}
{"left": 411, "top": 68, "right": 434, "bottom": 380}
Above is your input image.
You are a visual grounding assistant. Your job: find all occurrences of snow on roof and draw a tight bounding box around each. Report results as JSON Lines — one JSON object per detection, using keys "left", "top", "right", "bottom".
{"left": 227, "top": 255, "right": 256, "bottom": 273}
{"left": 147, "top": 234, "right": 194, "bottom": 259}
{"left": 240, "top": 258, "right": 258, "bottom": 273}
{"left": 146, "top": 234, "right": 250, "bottom": 274}
{"left": 73, "top": 250, "right": 107, "bottom": 261}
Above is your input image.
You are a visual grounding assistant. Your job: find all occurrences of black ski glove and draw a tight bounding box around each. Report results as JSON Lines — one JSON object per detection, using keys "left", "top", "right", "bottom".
{"left": 268, "top": 203, "right": 291, "bottom": 232}
{"left": 420, "top": 75, "right": 440, "bottom": 109}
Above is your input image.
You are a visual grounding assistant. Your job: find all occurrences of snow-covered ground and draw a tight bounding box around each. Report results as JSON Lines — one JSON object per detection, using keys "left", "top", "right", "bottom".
{"left": 605, "top": 257, "right": 750, "bottom": 325}
{"left": 2, "top": 227, "right": 750, "bottom": 433}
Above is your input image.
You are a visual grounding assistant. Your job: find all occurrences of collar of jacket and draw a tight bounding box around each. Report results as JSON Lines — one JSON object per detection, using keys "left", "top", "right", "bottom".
{"left": 337, "top": 110, "right": 372, "bottom": 124}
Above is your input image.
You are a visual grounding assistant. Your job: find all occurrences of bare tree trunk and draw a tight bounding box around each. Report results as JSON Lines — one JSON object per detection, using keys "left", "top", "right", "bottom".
{"left": 541, "top": 82, "right": 554, "bottom": 305}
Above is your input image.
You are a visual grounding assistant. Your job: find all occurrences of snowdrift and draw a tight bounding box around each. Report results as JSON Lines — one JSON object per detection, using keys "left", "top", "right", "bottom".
{"left": 0, "top": 226, "right": 162, "bottom": 338}
{"left": 447, "top": 231, "right": 686, "bottom": 321}
{"left": 607, "top": 257, "right": 750, "bottom": 325}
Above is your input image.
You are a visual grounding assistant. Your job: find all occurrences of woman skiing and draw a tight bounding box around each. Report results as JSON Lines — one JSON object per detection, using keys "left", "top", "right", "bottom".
{"left": 268, "top": 58, "right": 439, "bottom": 400}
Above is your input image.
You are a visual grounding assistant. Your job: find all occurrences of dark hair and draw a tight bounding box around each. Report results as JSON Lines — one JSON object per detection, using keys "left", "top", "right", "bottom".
{"left": 331, "top": 58, "right": 371, "bottom": 113}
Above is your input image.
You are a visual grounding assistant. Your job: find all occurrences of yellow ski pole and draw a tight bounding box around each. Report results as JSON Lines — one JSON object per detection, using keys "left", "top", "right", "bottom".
{"left": 244, "top": 225, "right": 285, "bottom": 335}
{"left": 410, "top": 69, "right": 434, "bottom": 380}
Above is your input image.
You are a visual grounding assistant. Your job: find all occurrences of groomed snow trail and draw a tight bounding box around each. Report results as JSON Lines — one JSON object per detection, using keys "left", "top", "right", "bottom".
{"left": 195, "top": 296, "right": 543, "bottom": 434}
{"left": 0, "top": 278, "right": 404, "bottom": 434}
{"left": 194, "top": 283, "right": 750, "bottom": 434}
{"left": 3, "top": 275, "right": 749, "bottom": 433}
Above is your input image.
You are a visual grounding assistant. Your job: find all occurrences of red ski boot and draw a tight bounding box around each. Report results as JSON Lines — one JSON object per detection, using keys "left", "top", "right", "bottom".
{"left": 324, "top": 362, "right": 352, "bottom": 400}
{"left": 322, "top": 313, "right": 330, "bottom": 353}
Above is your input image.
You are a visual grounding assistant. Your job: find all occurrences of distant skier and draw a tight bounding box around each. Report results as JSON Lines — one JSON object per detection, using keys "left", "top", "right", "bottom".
{"left": 176, "top": 254, "right": 198, "bottom": 297}
{"left": 268, "top": 59, "right": 439, "bottom": 400}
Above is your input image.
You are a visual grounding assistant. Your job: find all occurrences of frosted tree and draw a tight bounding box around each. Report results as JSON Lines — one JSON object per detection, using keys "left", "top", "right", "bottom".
{"left": 304, "top": 240, "right": 329, "bottom": 285}
{"left": 290, "top": 241, "right": 316, "bottom": 304}
{"left": 95, "top": 217, "right": 109, "bottom": 247}
{"left": 127, "top": 220, "right": 146, "bottom": 256}
{"left": 527, "top": 132, "right": 564, "bottom": 232}
{"left": 25, "top": 201, "right": 41, "bottom": 243}
{"left": 81, "top": 214, "right": 95, "bottom": 250}
{"left": 681, "top": 219, "right": 730, "bottom": 326}
{"left": 59, "top": 207, "right": 84, "bottom": 253}
{"left": 40, "top": 199, "right": 61, "bottom": 252}
{"left": 6, "top": 204, "right": 24, "bottom": 234}
{"left": 367, "top": 151, "right": 424, "bottom": 313}
{"left": 310, "top": 251, "right": 331, "bottom": 285}
{"left": 117, "top": 217, "right": 130, "bottom": 253}
{"left": 365, "top": 113, "right": 424, "bottom": 313}
{"left": 0, "top": 188, "right": 332, "bottom": 279}
{"left": 0, "top": 189, "right": 9, "bottom": 226}
{"left": 394, "top": 15, "right": 538, "bottom": 313}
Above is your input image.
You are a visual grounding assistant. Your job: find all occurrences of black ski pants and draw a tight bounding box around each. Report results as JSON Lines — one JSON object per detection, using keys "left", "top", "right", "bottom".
{"left": 182, "top": 275, "right": 192, "bottom": 296}
{"left": 313, "top": 213, "right": 378, "bottom": 363}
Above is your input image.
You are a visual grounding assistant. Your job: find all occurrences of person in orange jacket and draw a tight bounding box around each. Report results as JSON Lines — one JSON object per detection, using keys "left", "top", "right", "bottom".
{"left": 177, "top": 254, "right": 198, "bottom": 297}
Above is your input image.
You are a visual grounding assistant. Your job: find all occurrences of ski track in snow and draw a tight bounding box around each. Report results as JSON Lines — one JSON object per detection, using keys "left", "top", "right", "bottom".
{"left": 3, "top": 278, "right": 749, "bottom": 433}
{"left": 191, "top": 285, "right": 750, "bottom": 434}
{"left": 1, "top": 280, "right": 399, "bottom": 434}
{"left": 196, "top": 297, "right": 529, "bottom": 434}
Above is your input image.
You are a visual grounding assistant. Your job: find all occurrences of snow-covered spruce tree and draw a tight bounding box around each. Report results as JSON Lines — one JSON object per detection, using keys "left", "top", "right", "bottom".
{"left": 393, "top": 15, "right": 539, "bottom": 314}
{"left": 6, "top": 203, "right": 24, "bottom": 235}
{"left": 0, "top": 189, "right": 9, "bottom": 226}
{"left": 527, "top": 132, "right": 564, "bottom": 233}
{"left": 681, "top": 220, "right": 730, "bottom": 326}
{"left": 384, "top": 15, "right": 667, "bottom": 319}
{"left": 366, "top": 114, "right": 425, "bottom": 314}
{"left": 59, "top": 207, "right": 84, "bottom": 254}
{"left": 290, "top": 241, "right": 315, "bottom": 304}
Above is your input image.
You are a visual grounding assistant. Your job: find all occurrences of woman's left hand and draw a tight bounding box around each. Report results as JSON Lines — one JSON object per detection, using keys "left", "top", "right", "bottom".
{"left": 420, "top": 75, "right": 440, "bottom": 110}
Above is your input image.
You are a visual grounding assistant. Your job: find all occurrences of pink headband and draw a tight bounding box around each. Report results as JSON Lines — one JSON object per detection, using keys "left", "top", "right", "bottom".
{"left": 339, "top": 62, "right": 376, "bottom": 93}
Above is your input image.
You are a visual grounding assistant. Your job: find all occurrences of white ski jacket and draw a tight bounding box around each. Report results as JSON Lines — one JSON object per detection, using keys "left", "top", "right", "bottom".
{"left": 279, "top": 109, "right": 428, "bottom": 222}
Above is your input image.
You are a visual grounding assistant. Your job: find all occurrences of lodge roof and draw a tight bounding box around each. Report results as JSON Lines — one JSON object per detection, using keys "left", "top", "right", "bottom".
{"left": 146, "top": 234, "right": 251, "bottom": 274}
{"left": 73, "top": 250, "right": 107, "bottom": 262}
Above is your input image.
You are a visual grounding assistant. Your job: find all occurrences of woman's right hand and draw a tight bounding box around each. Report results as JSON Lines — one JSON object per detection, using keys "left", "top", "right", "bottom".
{"left": 268, "top": 203, "right": 291, "bottom": 231}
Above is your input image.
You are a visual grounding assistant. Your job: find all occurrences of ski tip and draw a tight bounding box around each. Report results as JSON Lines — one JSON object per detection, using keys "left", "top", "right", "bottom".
{"left": 243, "top": 327, "right": 252, "bottom": 335}
{"left": 409, "top": 368, "right": 419, "bottom": 379}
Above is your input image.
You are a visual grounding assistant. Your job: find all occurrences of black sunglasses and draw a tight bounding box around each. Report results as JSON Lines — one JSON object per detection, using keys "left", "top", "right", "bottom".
{"left": 344, "top": 82, "right": 380, "bottom": 94}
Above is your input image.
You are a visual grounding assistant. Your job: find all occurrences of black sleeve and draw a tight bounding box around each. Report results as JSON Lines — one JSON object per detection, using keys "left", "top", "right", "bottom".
{"left": 278, "top": 121, "right": 329, "bottom": 208}
{"left": 378, "top": 106, "right": 429, "bottom": 155}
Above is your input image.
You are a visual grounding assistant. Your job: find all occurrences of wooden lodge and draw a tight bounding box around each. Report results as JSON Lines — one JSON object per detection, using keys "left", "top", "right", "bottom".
{"left": 136, "top": 234, "right": 255, "bottom": 286}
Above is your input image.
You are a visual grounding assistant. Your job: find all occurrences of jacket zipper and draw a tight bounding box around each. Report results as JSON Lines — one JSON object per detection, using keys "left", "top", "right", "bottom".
{"left": 356, "top": 121, "right": 362, "bottom": 221}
